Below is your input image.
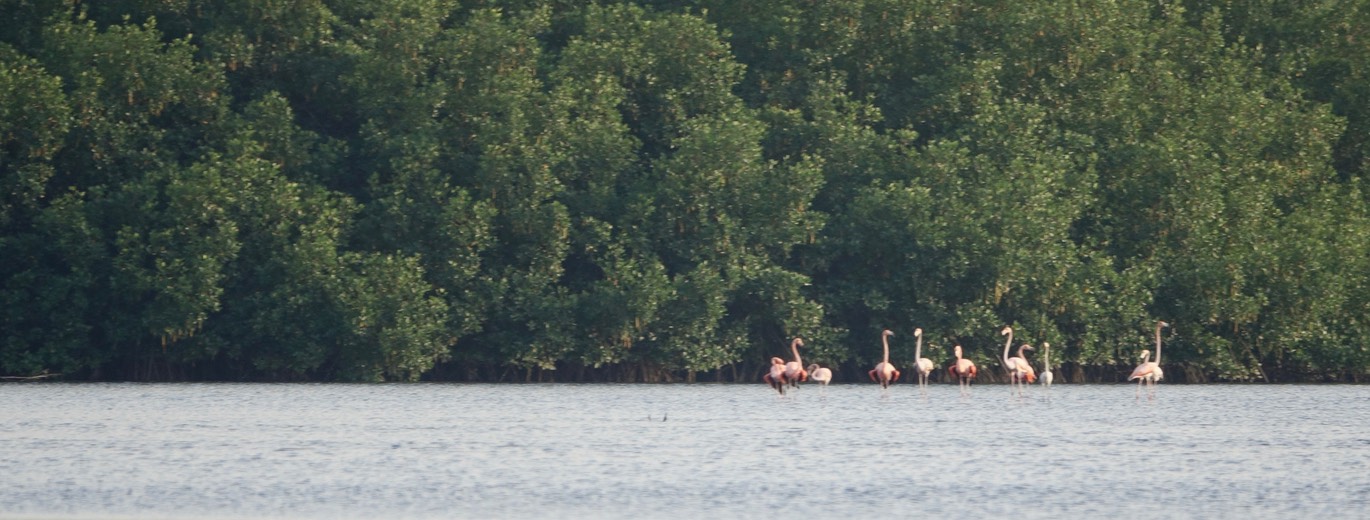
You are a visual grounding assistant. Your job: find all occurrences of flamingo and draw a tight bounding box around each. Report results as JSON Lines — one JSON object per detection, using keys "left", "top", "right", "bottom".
{"left": 869, "top": 329, "right": 900, "bottom": 390}
{"left": 948, "top": 345, "right": 977, "bottom": 396}
{"left": 1014, "top": 343, "right": 1038, "bottom": 393}
{"left": 1151, "top": 320, "right": 1168, "bottom": 385}
{"left": 1128, "top": 321, "right": 1169, "bottom": 399}
{"left": 807, "top": 363, "right": 832, "bottom": 394}
{"left": 1040, "top": 342, "right": 1054, "bottom": 388}
{"left": 913, "top": 328, "right": 934, "bottom": 395}
{"left": 763, "top": 357, "right": 788, "bottom": 395}
{"left": 1001, "top": 326, "right": 1036, "bottom": 396}
{"left": 1001, "top": 326, "right": 1020, "bottom": 394}
{"left": 783, "top": 337, "right": 809, "bottom": 388}
{"left": 1128, "top": 350, "right": 1154, "bottom": 399}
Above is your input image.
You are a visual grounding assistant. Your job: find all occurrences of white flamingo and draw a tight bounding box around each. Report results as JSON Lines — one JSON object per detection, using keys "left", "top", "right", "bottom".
{"left": 1128, "top": 350, "right": 1154, "bottom": 399}
{"left": 807, "top": 363, "right": 832, "bottom": 394}
{"left": 1040, "top": 342, "right": 1054, "bottom": 388}
{"left": 913, "top": 328, "right": 934, "bottom": 395}
{"left": 1128, "top": 321, "right": 1169, "bottom": 399}
{"left": 1001, "top": 326, "right": 1036, "bottom": 396}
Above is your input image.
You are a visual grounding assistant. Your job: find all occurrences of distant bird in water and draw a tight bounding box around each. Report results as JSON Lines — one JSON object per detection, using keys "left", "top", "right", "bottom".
{"left": 913, "top": 328, "right": 934, "bottom": 396}
{"left": 949, "top": 345, "right": 977, "bottom": 396}
{"left": 764, "top": 357, "right": 788, "bottom": 396}
{"left": 1040, "top": 342, "right": 1054, "bottom": 388}
{"left": 1001, "top": 326, "right": 1036, "bottom": 397}
{"left": 1129, "top": 320, "right": 1169, "bottom": 400}
{"left": 1014, "top": 343, "right": 1037, "bottom": 393}
{"left": 784, "top": 337, "right": 809, "bottom": 388}
{"left": 807, "top": 363, "right": 833, "bottom": 394}
{"left": 1129, "top": 350, "right": 1154, "bottom": 400}
{"left": 869, "top": 329, "right": 900, "bottom": 391}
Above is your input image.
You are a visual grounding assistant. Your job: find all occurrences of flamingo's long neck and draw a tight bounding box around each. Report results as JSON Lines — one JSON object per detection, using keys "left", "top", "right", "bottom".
{"left": 1044, "top": 344, "right": 1050, "bottom": 369}
{"left": 791, "top": 339, "right": 803, "bottom": 365}
{"left": 1002, "top": 329, "right": 1013, "bottom": 366}
{"left": 915, "top": 333, "right": 923, "bottom": 361}
{"left": 882, "top": 333, "right": 890, "bottom": 364}
{"left": 1155, "top": 322, "right": 1163, "bottom": 365}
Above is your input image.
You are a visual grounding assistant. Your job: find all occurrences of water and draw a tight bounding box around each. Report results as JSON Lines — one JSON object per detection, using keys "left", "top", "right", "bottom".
{"left": 1, "top": 382, "right": 1367, "bottom": 519}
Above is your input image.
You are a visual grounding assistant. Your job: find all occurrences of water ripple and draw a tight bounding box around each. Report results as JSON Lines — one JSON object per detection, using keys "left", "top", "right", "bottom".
{"left": 1, "top": 383, "right": 1366, "bottom": 519}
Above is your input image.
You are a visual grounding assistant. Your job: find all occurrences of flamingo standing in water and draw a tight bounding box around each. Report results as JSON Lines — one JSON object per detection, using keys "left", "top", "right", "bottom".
{"left": 1013, "top": 343, "right": 1037, "bottom": 393}
{"left": 1128, "top": 321, "right": 1169, "bottom": 399}
{"left": 807, "top": 363, "right": 833, "bottom": 394}
{"left": 1128, "top": 350, "right": 1153, "bottom": 399}
{"left": 948, "top": 345, "right": 977, "bottom": 396}
{"left": 869, "top": 329, "right": 900, "bottom": 390}
{"left": 1040, "top": 342, "right": 1054, "bottom": 388}
{"left": 763, "top": 357, "right": 788, "bottom": 395}
{"left": 913, "top": 328, "right": 934, "bottom": 395}
{"left": 1001, "top": 326, "right": 1036, "bottom": 396}
{"left": 784, "top": 337, "right": 809, "bottom": 388}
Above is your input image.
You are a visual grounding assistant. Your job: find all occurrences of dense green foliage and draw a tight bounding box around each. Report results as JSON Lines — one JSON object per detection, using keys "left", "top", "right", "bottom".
{"left": 2, "top": 0, "right": 1368, "bottom": 382}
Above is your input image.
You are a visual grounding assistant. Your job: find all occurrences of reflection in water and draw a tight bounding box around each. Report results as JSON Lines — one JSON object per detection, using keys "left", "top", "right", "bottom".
{"left": 1, "top": 383, "right": 1367, "bottom": 518}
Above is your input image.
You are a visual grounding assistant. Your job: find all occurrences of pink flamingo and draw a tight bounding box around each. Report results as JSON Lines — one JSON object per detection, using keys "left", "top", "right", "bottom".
{"left": 1001, "top": 326, "right": 1036, "bottom": 396}
{"left": 913, "top": 328, "right": 934, "bottom": 395}
{"left": 783, "top": 337, "right": 809, "bottom": 388}
{"left": 1128, "top": 350, "right": 1152, "bottom": 399}
{"left": 1128, "top": 321, "right": 1169, "bottom": 399}
{"left": 869, "top": 329, "right": 900, "bottom": 390}
{"left": 763, "top": 357, "right": 788, "bottom": 395}
{"left": 1018, "top": 345, "right": 1038, "bottom": 382}
{"left": 948, "top": 345, "right": 977, "bottom": 396}
{"left": 806, "top": 363, "right": 832, "bottom": 394}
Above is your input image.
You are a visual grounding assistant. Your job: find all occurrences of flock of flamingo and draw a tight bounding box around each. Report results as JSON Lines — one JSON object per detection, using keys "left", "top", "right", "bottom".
{"left": 764, "top": 320, "right": 1170, "bottom": 399}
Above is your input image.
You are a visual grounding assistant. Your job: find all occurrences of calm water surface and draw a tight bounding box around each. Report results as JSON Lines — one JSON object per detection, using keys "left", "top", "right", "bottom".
{"left": 1, "top": 382, "right": 1367, "bottom": 519}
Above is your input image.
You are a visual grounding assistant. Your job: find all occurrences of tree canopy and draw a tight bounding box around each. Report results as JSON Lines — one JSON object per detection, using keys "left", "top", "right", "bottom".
{"left": 2, "top": 0, "right": 1368, "bottom": 382}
